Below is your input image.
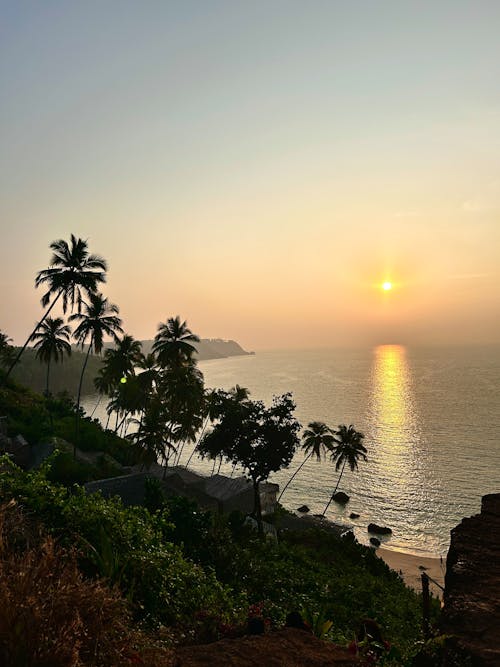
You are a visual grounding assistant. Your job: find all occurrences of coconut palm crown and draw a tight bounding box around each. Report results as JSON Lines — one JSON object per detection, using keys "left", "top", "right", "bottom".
{"left": 152, "top": 316, "right": 200, "bottom": 368}
{"left": 35, "top": 234, "right": 107, "bottom": 314}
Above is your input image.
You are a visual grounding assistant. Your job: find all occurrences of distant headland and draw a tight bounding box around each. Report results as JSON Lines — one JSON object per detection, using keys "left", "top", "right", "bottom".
{"left": 138, "top": 337, "right": 254, "bottom": 361}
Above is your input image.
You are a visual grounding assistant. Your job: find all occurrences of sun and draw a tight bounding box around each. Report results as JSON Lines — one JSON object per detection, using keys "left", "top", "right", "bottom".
{"left": 382, "top": 281, "right": 393, "bottom": 291}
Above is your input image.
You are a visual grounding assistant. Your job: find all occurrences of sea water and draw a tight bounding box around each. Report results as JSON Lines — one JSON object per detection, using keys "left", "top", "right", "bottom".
{"left": 82, "top": 345, "right": 500, "bottom": 557}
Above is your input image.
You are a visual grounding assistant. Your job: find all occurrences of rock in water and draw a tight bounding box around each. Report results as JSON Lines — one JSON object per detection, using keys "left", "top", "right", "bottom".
{"left": 368, "top": 523, "right": 392, "bottom": 535}
{"left": 332, "top": 492, "right": 350, "bottom": 504}
{"left": 297, "top": 505, "right": 310, "bottom": 513}
{"left": 370, "top": 537, "right": 381, "bottom": 547}
{"left": 349, "top": 512, "right": 360, "bottom": 519}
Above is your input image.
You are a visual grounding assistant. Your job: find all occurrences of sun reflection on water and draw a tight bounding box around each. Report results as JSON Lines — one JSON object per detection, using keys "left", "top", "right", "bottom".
{"left": 370, "top": 345, "right": 421, "bottom": 487}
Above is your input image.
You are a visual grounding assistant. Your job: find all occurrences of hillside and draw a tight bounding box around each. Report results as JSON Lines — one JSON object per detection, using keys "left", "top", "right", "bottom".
{"left": 8, "top": 337, "right": 252, "bottom": 396}
{"left": 10, "top": 347, "right": 103, "bottom": 396}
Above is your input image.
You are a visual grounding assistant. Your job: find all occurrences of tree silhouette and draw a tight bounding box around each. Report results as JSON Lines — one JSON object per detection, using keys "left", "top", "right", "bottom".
{"left": 152, "top": 316, "right": 199, "bottom": 368}
{"left": 278, "top": 420, "right": 335, "bottom": 502}
{"left": 31, "top": 317, "right": 72, "bottom": 395}
{"left": 70, "top": 293, "right": 123, "bottom": 455}
{"left": 322, "top": 424, "right": 367, "bottom": 517}
{"left": 199, "top": 393, "right": 300, "bottom": 534}
{"left": 5, "top": 235, "right": 106, "bottom": 378}
{"left": 0, "top": 331, "right": 15, "bottom": 369}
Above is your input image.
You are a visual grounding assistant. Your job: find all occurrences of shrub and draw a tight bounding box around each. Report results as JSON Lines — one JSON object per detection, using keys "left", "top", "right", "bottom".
{"left": 0, "top": 501, "right": 139, "bottom": 667}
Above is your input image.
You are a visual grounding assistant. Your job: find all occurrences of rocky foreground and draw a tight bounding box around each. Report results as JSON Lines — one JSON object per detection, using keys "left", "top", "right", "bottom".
{"left": 442, "top": 493, "right": 500, "bottom": 666}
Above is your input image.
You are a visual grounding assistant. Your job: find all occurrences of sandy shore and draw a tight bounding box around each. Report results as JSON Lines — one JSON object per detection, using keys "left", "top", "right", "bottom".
{"left": 377, "top": 548, "right": 445, "bottom": 599}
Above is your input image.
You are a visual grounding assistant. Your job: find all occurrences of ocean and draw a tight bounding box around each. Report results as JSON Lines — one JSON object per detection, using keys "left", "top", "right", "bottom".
{"left": 82, "top": 345, "right": 500, "bottom": 558}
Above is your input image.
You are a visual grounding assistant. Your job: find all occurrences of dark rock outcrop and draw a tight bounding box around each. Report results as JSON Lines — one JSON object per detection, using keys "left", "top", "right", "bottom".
{"left": 369, "top": 537, "right": 381, "bottom": 547}
{"left": 349, "top": 512, "right": 360, "bottom": 519}
{"left": 332, "top": 492, "right": 350, "bottom": 504}
{"left": 441, "top": 493, "right": 500, "bottom": 666}
{"left": 367, "top": 523, "right": 392, "bottom": 535}
{"left": 297, "top": 505, "right": 310, "bottom": 513}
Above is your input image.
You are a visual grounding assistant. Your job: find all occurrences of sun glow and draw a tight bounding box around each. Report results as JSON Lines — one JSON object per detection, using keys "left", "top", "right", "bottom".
{"left": 382, "top": 281, "right": 393, "bottom": 291}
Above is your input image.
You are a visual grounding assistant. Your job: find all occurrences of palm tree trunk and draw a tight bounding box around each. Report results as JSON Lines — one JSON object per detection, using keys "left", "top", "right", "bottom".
{"left": 277, "top": 452, "right": 312, "bottom": 502}
{"left": 90, "top": 394, "right": 102, "bottom": 418}
{"left": 174, "top": 440, "right": 186, "bottom": 466}
{"left": 74, "top": 339, "right": 93, "bottom": 458}
{"left": 322, "top": 459, "right": 346, "bottom": 517}
{"left": 45, "top": 359, "right": 51, "bottom": 397}
{"left": 5, "top": 289, "right": 63, "bottom": 380}
{"left": 185, "top": 414, "right": 210, "bottom": 469}
{"left": 253, "top": 479, "right": 264, "bottom": 537}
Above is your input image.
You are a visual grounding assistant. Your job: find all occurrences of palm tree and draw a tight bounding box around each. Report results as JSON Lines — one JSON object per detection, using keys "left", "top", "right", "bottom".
{"left": 95, "top": 335, "right": 143, "bottom": 430}
{"left": 152, "top": 316, "right": 199, "bottom": 368}
{"left": 278, "top": 421, "right": 335, "bottom": 502}
{"left": 70, "top": 293, "right": 123, "bottom": 454}
{"left": 0, "top": 331, "right": 15, "bottom": 369}
{"left": 31, "top": 317, "right": 72, "bottom": 395}
{"left": 129, "top": 395, "right": 178, "bottom": 471}
{"left": 322, "top": 424, "right": 367, "bottom": 517}
{"left": 103, "top": 334, "right": 143, "bottom": 380}
{"left": 5, "top": 235, "right": 107, "bottom": 379}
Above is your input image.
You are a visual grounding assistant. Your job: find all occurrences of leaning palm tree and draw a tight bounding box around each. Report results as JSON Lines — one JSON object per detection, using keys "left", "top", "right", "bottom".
{"left": 31, "top": 317, "right": 72, "bottom": 395}
{"left": 278, "top": 420, "right": 335, "bottom": 502}
{"left": 152, "top": 316, "right": 200, "bottom": 368}
{"left": 5, "top": 235, "right": 107, "bottom": 378}
{"left": 322, "top": 424, "right": 367, "bottom": 517}
{"left": 70, "top": 293, "right": 123, "bottom": 455}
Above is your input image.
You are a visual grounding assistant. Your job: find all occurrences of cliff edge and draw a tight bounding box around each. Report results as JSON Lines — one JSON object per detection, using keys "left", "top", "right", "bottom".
{"left": 441, "top": 493, "right": 500, "bottom": 665}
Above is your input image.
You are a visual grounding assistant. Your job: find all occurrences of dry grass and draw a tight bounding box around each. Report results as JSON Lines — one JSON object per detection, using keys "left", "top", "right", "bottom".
{"left": 0, "top": 500, "right": 167, "bottom": 667}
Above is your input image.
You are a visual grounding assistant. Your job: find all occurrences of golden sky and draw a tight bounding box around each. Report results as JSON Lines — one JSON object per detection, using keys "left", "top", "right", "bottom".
{"left": 1, "top": 2, "right": 499, "bottom": 350}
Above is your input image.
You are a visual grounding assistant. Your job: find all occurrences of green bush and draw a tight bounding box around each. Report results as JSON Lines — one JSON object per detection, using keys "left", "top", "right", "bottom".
{"left": 0, "top": 459, "right": 237, "bottom": 633}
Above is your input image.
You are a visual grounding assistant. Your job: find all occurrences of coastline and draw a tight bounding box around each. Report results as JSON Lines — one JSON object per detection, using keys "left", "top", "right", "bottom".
{"left": 378, "top": 548, "right": 445, "bottom": 599}
{"left": 278, "top": 513, "right": 446, "bottom": 599}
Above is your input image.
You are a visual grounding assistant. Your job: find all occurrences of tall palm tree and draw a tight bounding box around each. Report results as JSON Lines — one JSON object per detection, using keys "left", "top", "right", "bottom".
{"left": 152, "top": 316, "right": 200, "bottom": 368}
{"left": 5, "top": 235, "right": 107, "bottom": 378}
{"left": 31, "top": 317, "right": 72, "bottom": 395}
{"left": 278, "top": 421, "right": 335, "bottom": 502}
{"left": 70, "top": 293, "right": 123, "bottom": 454}
{"left": 322, "top": 424, "right": 367, "bottom": 517}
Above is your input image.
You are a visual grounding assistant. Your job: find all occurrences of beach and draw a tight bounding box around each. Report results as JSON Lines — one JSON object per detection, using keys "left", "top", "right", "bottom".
{"left": 378, "top": 548, "right": 445, "bottom": 599}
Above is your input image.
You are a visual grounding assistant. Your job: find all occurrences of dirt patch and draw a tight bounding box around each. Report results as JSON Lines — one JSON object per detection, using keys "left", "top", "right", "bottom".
{"left": 172, "top": 628, "right": 359, "bottom": 666}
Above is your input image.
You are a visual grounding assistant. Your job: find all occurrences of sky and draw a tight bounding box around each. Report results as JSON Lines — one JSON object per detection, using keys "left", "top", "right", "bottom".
{"left": 1, "top": 1, "right": 499, "bottom": 350}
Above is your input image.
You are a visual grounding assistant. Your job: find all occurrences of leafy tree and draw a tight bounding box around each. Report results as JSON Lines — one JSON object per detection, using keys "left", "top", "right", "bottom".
{"left": 5, "top": 235, "right": 106, "bottom": 379}
{"left": 278, "top": 420, "right": 335, "bottom": 502}
{"left": 199, "top": 393, "right": 301, "bottom": 534}
{"left": 31, "top": 317, "right": 72, "bottom": 396}
{"left": 70, "top": 293, "right": 123, "bottom": 454}
{"left": 322, "top": 424, "right": 367, "bottom": 516}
